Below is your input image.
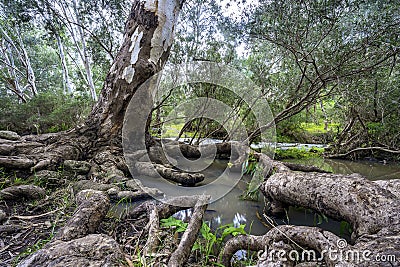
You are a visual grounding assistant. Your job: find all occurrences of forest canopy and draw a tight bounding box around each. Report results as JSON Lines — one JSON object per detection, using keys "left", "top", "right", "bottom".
{"left": 0, "top": 0, "right": 399, "bottom": 156}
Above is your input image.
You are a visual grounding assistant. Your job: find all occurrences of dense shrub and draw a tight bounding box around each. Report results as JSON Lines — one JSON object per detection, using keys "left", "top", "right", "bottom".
{"left": 0, "top": 92, "right": 92, "bottom": 135}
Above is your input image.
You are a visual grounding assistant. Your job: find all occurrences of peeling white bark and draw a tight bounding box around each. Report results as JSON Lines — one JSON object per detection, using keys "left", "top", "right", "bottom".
{"left": 122, "top": 65, "right": 135, "bottom": 84}
{"left": 56, "top": 34, "right": 74, "bottom": 94}
{"left": 129, "top": 28, "right": 143, "bottom": 65}
{"left": 144, "top": 0, "right": 181, "bottom": 66}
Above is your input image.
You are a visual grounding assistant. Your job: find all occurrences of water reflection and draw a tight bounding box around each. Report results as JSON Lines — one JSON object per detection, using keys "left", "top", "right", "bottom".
{"left": 284, "top": 158, "right": 400, "bottom": 180}
{"left": 172, "top": 157, "right": 400, "bottom": 237}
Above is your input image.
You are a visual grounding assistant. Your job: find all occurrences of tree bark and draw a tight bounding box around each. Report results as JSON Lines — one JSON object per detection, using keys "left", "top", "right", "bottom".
{"left": 55, "top": 33, "right": 73, "bottom": 94}
{"left": 168, "top": 195, "right": 210, "bottom": 266}
{"left": 220, "top": 155, "right": 400, "bottom": 266}
{"left": 83, "top": 0, "right": 184, "bottom": 149}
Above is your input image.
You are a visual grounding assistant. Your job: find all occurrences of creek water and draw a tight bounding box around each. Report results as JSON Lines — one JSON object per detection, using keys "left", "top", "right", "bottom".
{"left": 122, "top": 142, "right": 400, "bottom": 238}
{"left": 173, "top": 157, "right": 400, "bottom": 239}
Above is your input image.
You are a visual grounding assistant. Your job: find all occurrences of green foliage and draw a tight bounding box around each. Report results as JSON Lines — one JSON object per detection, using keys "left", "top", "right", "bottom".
{"left": 194, "top": 222, "right": 247, "bottom": 264}
{"left": 160, "top": 216, "right": 247, "bottom": 265}
{"left": 313, "top": 213, "right": 328, "bottom": 226}
{"left": 275, "top": 147, "right": 324, "bottom": 160}
{"left": 340, "top": 220, "right": 352, "bottom": 237}
{"left": 241, "top": 156, "right": 264, "bottom": 201}
{"left": 300, "top": 122, "right": 339, "bottom": 135}
{"left": 160, "top": 216, "right": 188, "bottom": 233}
{"left": 0, "top": 92, "right": 92, "bottom": 134}
{"left": 0, "top": 167, "right": 11, "bottom": 189}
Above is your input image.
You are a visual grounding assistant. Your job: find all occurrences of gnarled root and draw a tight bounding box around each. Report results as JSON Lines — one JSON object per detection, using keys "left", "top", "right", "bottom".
{"left": 135, "top": 161, "right": 204, "bottom": 186}
{"left": 143, "top": 203, "right": 160, "bottom": 256}
{"left": 17, "top": 234, "right": 124, "bottom": 267}
{"left": 220, "top": 157, "right": 400, "bottom": 266}
{"left": 0, "top": 185, "right": 46, "bottom": 201}
{"left": 219, "top": 225, "right": 352, "bottom": 267}
{"left": 16, "top": 190, "right": 123, "bottom": 267}
{"left": 168, "top": 195, "right": 210, "bottom": 266}
{"left": 0, "top": 131, "right": 84, "bottom": 173}
{"left": 55, "top": 189, "right": 110, "bottom": 241}
{"left": 261, "top": 172, "right": 400, "bottom": 239}
{"left": 126, "top": 195, "right": 210, "bottom": 266}
{"left": 220, "top": 224, "right": 400, "bottom": 266}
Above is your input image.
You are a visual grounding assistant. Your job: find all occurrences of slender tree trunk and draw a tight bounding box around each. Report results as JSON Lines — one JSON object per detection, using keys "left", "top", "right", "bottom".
{"left": 71, "top": 0, "right": 97, "bottom": 101}
{"left": 55, "top": 34, "right": 73, "bottom": 95}
{"left": 2, "top": 41, "right": 26, "bottom": 103}
{"left": 0, "top": 24, "right": 37, "bottom": 99}
{"left": 16, "top": 28, "right": 38, "bottom": 96}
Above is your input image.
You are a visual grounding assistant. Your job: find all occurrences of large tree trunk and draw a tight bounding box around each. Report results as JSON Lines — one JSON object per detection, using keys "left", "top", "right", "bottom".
{"left": 0, "top": 0, "right": 184, "bottom": 171}
{"left": 83, "top": 0, "right": 184, "bottom": 149}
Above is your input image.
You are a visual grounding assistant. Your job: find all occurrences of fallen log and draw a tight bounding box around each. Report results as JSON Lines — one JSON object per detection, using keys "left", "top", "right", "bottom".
{"left": 327, "top": 146, "right": 400, "bottom": 159}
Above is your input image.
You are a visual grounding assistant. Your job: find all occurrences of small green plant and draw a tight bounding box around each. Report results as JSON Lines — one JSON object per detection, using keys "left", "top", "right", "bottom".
{"left": 12, "top": 176, "right": 25, "bottom": 186}
{"left": 160, "top": 217, "right": 248, "bottom": 265}
{"left": 339, "top": 220, "right": 352, "bottom": 237}
{"left": 13, "top": 227, "right": 55, "bottom": 265}
{"left": 160, "top": 216, "right": 188, "bottom": 233}
{"left": 0, "top": 167, "right": 10, "bottom": 189}
{"left": 313, "top": 212, "right": 328, "bottom": 226}
{"left": 241, "top": 155, "right": 264, "bottom": 201}
{"left": 194, "top": 222, "right": 247, "bottom": 265}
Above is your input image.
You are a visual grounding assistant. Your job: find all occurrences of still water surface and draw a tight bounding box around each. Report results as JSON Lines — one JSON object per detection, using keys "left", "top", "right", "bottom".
{"left": 174, "top": 157, "right": 400, "bottom": 238}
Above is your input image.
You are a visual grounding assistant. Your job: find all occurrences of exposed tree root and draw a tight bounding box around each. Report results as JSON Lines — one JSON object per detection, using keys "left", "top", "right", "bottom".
{"left": 0, "top": 131, "right": 84, "bottom": 173}
{"left": 0, "top": 156, "right": 35, "bottom": 169}
{"left": 143, "top": 203, "right": 160, "bottom": 256}
{"left": 280, "top": 161, "right": 332, "bottom": 173}
{"left": 220, "top": 154, "right": 400, "bottom": 266}
{"left": 220, "top": 225, "right": 350, "bottom": 266}
{"left": 125, "top": 195, "right": 201, "bottom": 220}
{"left": 17, "top": 234, "right": 125, "bottom": 267}
{"left": 261, "top": 172, "right": 400, "bottom": 239}
{"left": 168, "top": 195, "right": 210, "bottom": 266}
{"left": 0, "top": 185, "right": 46, "bottom": 201}
{"left": 135, "top": 161, "right": 205, "bottom": 186}
{"left": 54, "top": 189, "right": 110, "bottom": 241}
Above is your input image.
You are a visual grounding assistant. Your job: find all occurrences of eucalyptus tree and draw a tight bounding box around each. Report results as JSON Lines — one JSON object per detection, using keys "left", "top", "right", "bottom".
{"left": 0, "top": 18, "right": 38, "bottom": 102}
{"left": 244, "top": 0, "right": 400, "bottom": 143}
{"left": 0, "top": 0, "right": 129, "bottom": 101}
